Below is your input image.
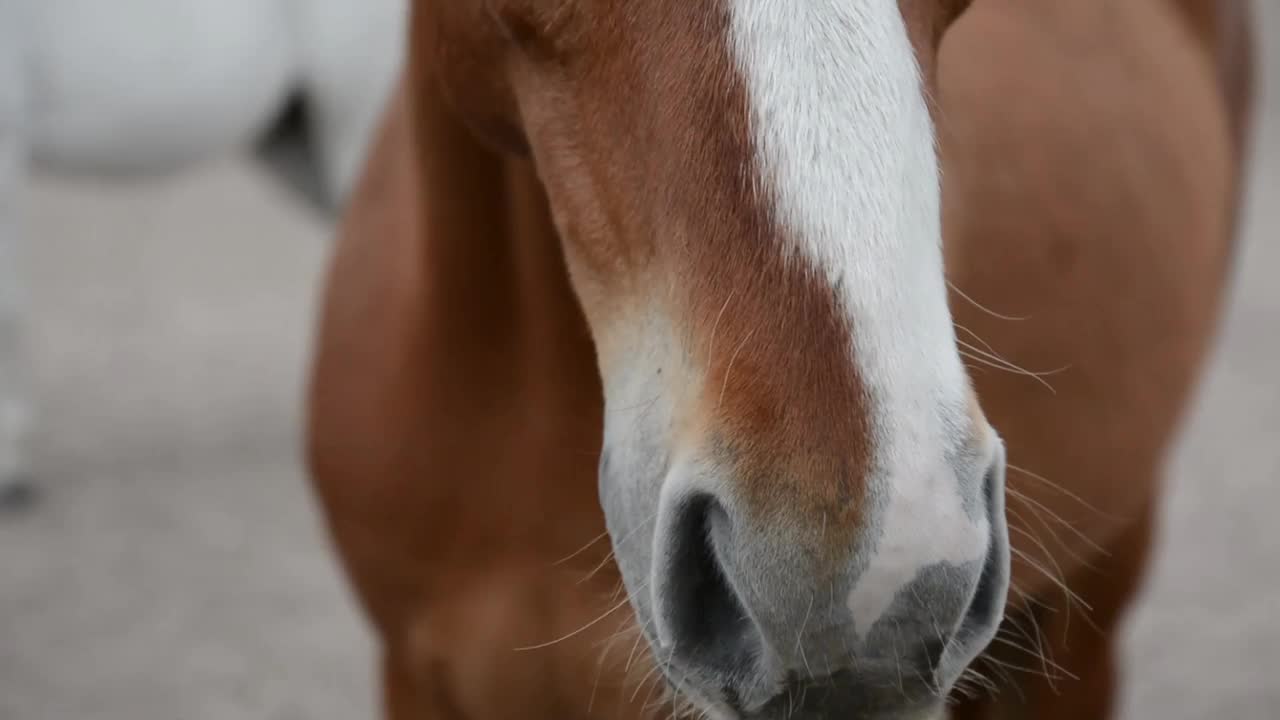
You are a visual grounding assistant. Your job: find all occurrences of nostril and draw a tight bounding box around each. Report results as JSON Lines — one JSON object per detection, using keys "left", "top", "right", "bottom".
{"left": 963, "top": 528, "right": 1004, "bottom": 632}
{"left": 654, "top": 495, "right": 758, "bottom": 673}
{"left": 958, "top": 454, "right": 1010, "bottom": 641}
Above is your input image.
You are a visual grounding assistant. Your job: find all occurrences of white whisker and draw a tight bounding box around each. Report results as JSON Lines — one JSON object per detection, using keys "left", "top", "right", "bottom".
{"left": 553, "top": 529, "right": 610, "bottom": 567}
{"left": 948, "top": 281, "right": 1030, "bottom": 321}
{"left": 718, "top": 327, "right": 760, "bottom": 410}
{"left": 515, "top": 582, "right": 645, "bottom": 652}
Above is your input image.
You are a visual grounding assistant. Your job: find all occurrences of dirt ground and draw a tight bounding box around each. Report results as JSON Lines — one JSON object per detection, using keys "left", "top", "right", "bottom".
{"left": 2, "top": 5, "right": 1277, "bottom": 719}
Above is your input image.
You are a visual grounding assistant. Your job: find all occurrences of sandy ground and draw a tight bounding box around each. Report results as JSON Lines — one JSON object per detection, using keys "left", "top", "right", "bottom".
{"left": 2, "top": 7, "right": 1278, "bottom": 720}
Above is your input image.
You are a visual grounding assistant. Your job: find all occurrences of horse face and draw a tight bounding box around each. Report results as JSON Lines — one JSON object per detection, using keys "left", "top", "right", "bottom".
{"left": 418, "top": 0, "right": 1005, "bottom": 715}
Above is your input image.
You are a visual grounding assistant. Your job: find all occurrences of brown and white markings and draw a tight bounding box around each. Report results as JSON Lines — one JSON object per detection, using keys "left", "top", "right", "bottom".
{"left": 306, "top": 0, "right": 1255, "bottom": 718}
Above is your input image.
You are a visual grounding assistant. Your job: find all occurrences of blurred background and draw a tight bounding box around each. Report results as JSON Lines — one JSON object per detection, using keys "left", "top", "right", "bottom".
{"left": 0, "top": 3, "right": 1277, "bottom": 720}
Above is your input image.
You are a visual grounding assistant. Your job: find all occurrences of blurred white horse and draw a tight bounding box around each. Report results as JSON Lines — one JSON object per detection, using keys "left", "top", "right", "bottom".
{"left": 0, "top": 0, "right": 406, "bottom": 500}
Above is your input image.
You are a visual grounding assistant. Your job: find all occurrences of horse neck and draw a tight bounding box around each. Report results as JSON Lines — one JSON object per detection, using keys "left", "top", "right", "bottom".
{"left": 403, "top": 77, "right": 608, "bottom": 548}
{"left": 409, "top": 88, "right": 600, "bottom": 404}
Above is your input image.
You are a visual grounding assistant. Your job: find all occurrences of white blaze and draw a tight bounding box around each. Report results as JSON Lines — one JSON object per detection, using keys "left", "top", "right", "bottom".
{"left": 727, "top": 0, "right": 988, "bottom": 632}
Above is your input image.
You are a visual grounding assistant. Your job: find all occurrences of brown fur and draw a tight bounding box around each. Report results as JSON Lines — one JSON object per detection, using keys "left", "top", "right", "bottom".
{"left": 504, "top": 0, "right": 878, "bottom": 533}
{"left": 306, "top": 0, "right": 1255, "bottom": 717}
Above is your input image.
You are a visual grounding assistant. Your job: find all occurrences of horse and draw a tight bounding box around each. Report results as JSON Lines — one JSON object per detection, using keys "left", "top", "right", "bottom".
{"left": 306, "top": 0, "right": 1256, "bottom": 717}
{"left": 0, "top": 0, "right": 407, "bottom": 500}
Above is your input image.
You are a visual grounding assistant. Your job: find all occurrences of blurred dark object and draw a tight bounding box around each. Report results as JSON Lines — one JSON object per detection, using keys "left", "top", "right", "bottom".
{"left": 255, "top": 94, "right": 333, "bottom": 216}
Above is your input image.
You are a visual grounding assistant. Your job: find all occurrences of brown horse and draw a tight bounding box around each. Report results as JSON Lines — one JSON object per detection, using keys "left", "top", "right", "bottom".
{"left": 306, "top": 0, "right": 1256, "bottom": 718}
